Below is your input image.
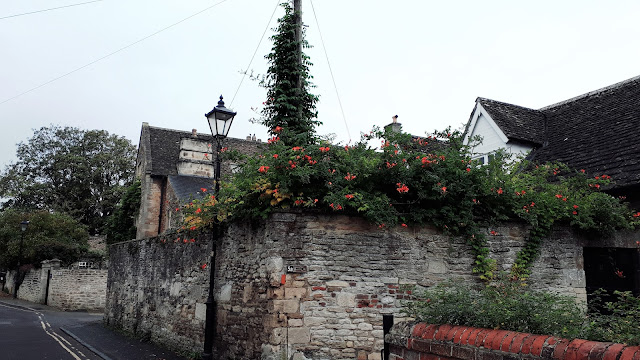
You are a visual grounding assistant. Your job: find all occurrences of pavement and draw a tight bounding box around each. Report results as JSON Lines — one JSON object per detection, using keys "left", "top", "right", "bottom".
{"left": 0, "top": 295, "right": 189, "bottom": 360}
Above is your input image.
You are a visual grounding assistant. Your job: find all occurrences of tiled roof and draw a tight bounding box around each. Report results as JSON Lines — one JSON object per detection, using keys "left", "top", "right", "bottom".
{"left": 477, "top": 75, "right": 640, "bottom": 189}
{"left": 144, "top": 125, "right": 261, "bottom": 176}
{"left": 477, "top": 98, "right": 545, "bottom": 145}
{"left": 534, "top": 76, "right": 640, "bottom": 188}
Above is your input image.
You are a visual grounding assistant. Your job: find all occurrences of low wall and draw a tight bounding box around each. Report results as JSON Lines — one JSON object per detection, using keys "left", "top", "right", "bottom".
{"left": 106, "top": 212, "right": 591, "bottom": 359}
{"left": 47, "top": 269, "right": 108, "bottom": 310}
{"left": 386, "top": 322, "right": 640, "bottom": 360}
{"left": 5, "top": 266, "right": 107, "bottom": 311}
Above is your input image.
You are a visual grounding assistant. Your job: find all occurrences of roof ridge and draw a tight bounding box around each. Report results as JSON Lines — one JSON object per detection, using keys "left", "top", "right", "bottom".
{"left": 540, "top": 74, "right": 640, "bottom": 110}
{"left": 148, "top": 125, "right": 209, "bottom": 136}
{"left": 477, "top": 97, "right": 540, "bottom": 113}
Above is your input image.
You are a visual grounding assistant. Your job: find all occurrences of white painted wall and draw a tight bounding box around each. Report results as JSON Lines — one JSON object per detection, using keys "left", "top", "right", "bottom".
{"left": 467, "top": 113, "right": 533, "bottom": 163}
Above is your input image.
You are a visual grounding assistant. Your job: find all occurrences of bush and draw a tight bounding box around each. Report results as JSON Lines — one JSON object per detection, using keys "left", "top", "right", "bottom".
{"left": 584, "top": 290, "right": 640, "bottom": 345}
{"left": 404, "top": 279, "right": 640, "bottom": 345}
{"left": 403, "top": 278, "right": 586, "bottom": 338}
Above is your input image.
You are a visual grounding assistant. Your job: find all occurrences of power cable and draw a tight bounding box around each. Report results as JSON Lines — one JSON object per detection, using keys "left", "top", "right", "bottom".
{"left": 229, "top": 0, "right": 280, "bottom": 107}
{"left": 0, "top": 0, "right": 104, "bottom": 21}
{"left": 0, "top": 0, "right": 230, "bottom": 106}
{"left": 309, "top": 0, "right": 351, "bottom": 143}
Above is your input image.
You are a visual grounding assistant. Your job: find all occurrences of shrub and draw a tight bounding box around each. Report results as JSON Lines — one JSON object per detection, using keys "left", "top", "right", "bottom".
{"left": 403, "top": 278, "right": 586, "bottom": 338}
{"left": 404, "top": 280, "right": 640, "bottom": 345}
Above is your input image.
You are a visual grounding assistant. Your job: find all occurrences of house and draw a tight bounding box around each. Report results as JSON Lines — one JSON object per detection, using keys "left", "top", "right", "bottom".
{"left": 135, "top": 123, "right": 262, "bottom": 239}
{"left": 464, "top": 75, "right": 640, "bottom": 210}
{"left": 464, "top": 75, "right": 640, "bottom": 300}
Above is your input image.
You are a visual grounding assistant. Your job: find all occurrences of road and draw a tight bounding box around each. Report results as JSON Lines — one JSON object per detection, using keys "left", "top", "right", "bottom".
{"left": 0, "top": 301, "right": 102, "bottom": 360}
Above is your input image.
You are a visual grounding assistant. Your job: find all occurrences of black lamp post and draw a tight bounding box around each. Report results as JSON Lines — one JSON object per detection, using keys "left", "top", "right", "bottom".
{"left": 202, "top": 95, "right": 236, "bottom": 360}
{"left": 13, "top": 220, "right": 29, "bottom": 299}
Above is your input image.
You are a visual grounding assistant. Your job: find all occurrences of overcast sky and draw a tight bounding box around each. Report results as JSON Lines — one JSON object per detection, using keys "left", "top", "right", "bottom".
{"left": 2, "top": 0, "right": 640, "bottom": 170}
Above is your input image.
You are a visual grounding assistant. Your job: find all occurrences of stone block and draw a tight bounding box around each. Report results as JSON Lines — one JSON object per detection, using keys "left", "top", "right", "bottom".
{"left": 368, "top": 353, "right": 382, "bottom": 360}
{"left": 265, "top": 256, "right": 284, "bottom": 273}
{"left": 273, "top": 299, "right": 299, "bottom": 313}
{"left": 336, "top": 292, "right": 356, "bottom": 307}
{"left": 326, "top": 280, "right": 350, "bottom": 287}
{"left": 217, "top": 283, "right": 232, "bottom": 302}
{"left": 270, "top": 327, "right": 287, "bottom": 344}
{"left": 288, "top": 327, "right": 311, "bottom": 344}
{"left": 304, "top": 316, "right": 326, "bottom": 326}
{"left": 428, "top": 260, "right": 447, "bottom": 274}
{"left": 285, "top": 287, "right": 307, "bottom": 299}
{"left": 195, "top": 303, "right": 206, "bottom": 321}
{"left": 288, "top": 318, "right": 303, "bottom": 327}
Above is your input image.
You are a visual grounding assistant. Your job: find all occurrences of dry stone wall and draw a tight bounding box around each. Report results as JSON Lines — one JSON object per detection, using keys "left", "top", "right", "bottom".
{"left": 106, "top": 212, "right": 588, "bottom": 360}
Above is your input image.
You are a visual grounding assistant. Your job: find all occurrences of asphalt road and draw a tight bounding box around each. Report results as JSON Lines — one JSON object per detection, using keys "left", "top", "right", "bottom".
{"left": 0, "top": 302, "right": 102, "bottom": 360}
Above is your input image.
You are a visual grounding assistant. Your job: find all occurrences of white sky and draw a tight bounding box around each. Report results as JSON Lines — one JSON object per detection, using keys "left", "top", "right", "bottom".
{"left": 2, "top": 0, "right": 640, "bottom": 170}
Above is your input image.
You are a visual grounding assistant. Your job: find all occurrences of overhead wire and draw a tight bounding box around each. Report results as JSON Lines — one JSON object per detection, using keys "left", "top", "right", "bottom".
{"left": 0, "top": 0, "right": 104, "bottom": 21}
{"left": 309, "top": 0, "right": 351, "bottom": 143}
{"left": 229, "top": 0, "right": 280, "bottom": 107}
{"left": 0, "top": 0, "right": 230, "bottom": 106}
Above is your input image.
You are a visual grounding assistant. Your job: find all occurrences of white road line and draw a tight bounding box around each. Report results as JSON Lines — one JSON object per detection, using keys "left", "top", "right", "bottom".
{"left": 1, "top": 303, "right": 88, "bottom": 359}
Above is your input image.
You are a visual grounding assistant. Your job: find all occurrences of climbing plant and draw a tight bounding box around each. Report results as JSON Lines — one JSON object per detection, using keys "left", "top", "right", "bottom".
{"left": 179, "top": 126, "right": 637, "bottom": 281}
{"left": 260, "top": 2, "right": 320, "bottom": 146}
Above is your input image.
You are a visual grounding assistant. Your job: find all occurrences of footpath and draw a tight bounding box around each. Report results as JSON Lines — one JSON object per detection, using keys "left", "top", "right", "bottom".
{"left": 0, "top": 295, "right": 188, "bottom": 360}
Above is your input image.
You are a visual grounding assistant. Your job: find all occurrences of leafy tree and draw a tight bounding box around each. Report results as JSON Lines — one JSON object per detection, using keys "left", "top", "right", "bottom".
{"left": 104, "top": 180, "right": 141, "bottom": 244}
{"left": 260, "top": 2, "right": 320, "bottom": 145}
{"left": 0, "top": 125, "right": 136, "bottom": 234}
{"left": 0, "top": 210, "right": 89, "bottom": 269}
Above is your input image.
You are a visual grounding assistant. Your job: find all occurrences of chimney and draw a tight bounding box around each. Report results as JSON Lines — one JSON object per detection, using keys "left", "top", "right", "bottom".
{"left": 252, "top": 134, "right": 256, "bottom": 141}
{"left": 246, "top": 134, "right": 252, "bottom": 140}
{"left": 384, "top": 115, "right": 402, "bottom": 133}
{"left": 191, "top": 129, "right": 198, "bottom": 138}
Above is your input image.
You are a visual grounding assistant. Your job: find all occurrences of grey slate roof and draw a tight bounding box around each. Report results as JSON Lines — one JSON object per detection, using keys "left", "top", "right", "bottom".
{"left": 143, "top": 125, "right": 261, "bottom": 177}
{"left": 477, "top": 75, "right": 640, "bottom": 189}
{"left": 533, "top": 76, "right": 640, "bottom": 188}
{"left": 477, "top": 98, "right": 545, "bottom": 145}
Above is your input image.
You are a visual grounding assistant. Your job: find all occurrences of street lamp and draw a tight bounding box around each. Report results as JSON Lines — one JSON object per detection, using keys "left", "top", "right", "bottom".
{"left": 13, "top": 220, "right": 29, "bottom": 299}
{"left": 202, "top": 95, "right": 236, "bottom": 360}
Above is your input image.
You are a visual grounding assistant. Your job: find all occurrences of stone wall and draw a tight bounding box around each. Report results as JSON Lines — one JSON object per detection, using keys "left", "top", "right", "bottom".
{"left": 16, "top": 268, "right": 46, "bottom": 304}
{"left": 106, "top": 212, "right": 595, "bottom": 359}
{"left": 105, "top": 233, "right": 211, "bottom": 353}
{"left": 47, "top": 269, "right": 108, "bottom": 310}
{"left": 5, "top": 263, "right": 107, "bottom": 311}
{"left": 386, "top": 322, "right": 640, "bottom": 360}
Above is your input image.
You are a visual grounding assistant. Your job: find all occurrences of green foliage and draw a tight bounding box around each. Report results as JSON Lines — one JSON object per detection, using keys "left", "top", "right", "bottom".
{"left": 181, "top": 127, "right": 635, "bottom": 280}
{"left": 584, "top": 289, "right": 640, "bottom": 345}
{"left": 0, "top": 125, "right": 136, "bottom": 234}
{"left": 260, "top": 2, "right": 320, "bottom": 145}
{"left": 404, "top": 280, "right": 640, "bottom": 345}
{"left": 104, "top": 180, "right": 141, "bottom": 245}
{"left": 403, "top": 278, "right": 586, "bottom": 338}
{"left": 0, "top": 209, "right": 89, "bottom": 268}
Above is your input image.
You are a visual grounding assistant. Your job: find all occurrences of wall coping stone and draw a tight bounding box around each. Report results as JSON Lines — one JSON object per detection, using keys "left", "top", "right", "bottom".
{"left": 387, "top": 322, "right": 640, "bottom": 360}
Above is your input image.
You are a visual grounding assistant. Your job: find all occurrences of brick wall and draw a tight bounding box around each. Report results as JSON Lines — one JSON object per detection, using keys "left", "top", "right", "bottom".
{"left": 386, "top": 322, "right": 640, "bottom": 360}
{"left": 107, "top": 212, "right": 593, "bottom": 359}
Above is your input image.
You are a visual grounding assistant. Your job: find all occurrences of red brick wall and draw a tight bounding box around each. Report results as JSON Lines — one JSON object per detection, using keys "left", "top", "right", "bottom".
{"left": 387, "top": 322, "right": 640, "bottom": 360}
